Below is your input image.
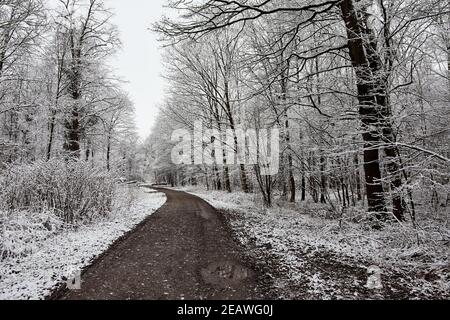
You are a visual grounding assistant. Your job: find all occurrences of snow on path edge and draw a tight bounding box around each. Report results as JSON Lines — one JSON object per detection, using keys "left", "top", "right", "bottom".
{"left": 0, "top": 187, "right": 166, "bottom": 300}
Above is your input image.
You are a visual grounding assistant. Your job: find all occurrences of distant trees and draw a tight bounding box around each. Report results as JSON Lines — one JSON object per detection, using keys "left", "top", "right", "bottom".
{"left": 54, "top": 0, "right": 120, "bottom": 158}
{"left": 152, "top": 0, "right": 450, "bottom": 225}
{"left": 0, "top": 0, "right": 141, "bottom": 179}
{"left": 0, "top": 0, "right": 45, "bottom": 76}
{"left": 0, "top": 0, "right": 46, "bottom": 162}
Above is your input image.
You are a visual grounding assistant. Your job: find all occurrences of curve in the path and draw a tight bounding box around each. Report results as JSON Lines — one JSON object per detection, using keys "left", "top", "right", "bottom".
{"left": 57, "top": 188, "right": 264, "bottom": 300}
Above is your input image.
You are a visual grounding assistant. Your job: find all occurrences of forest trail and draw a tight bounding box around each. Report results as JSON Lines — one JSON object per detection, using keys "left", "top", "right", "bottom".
{"left": 56, "top": 188, "right": 266, "bottom": 300}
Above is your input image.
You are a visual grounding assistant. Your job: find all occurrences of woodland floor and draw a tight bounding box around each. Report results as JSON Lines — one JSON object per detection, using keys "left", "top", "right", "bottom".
{"left": 52, "top": 187, "right": 449, "bottom": 300}
{"left": 187, "top": 188, "right": 449, "bottom": 300}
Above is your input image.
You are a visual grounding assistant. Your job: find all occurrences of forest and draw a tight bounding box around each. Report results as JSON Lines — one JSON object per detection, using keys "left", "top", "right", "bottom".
{"left": 0, "top": 0, "right": 145, "bottom": 223}
{"left": 149, "top": 0, "right": 450, "bottom": 226}
{"left": 145, "top": 0, "right": 450, "bottom": 298}
{"left": 0, "top": 0, "right": 164, "bottom": 299}
{"left": 0, "top": 0, "right": 449, "bottom": 300}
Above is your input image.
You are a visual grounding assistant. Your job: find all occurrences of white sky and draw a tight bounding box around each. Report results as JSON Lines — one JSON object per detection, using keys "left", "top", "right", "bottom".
{"left": 107, "top": 0, "right": 167, "bottom": 140}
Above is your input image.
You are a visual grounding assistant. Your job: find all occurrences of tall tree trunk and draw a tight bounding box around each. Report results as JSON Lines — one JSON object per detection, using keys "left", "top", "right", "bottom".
{"left": 223, "top": 165, "right": 231, "bottom": 192}
{"left": 213, "top": 164, "right": 221, "bottom": 190}
{"left": 224, "top": 80, "right": 249, "bottom": 193}
{"left": 239, "top": 164, "right": 250, "bottom": 192}
{"left": 48, "top": 46, "right": 65, "bottom": 161}
{"left": 221, "top": 132, "right": 232, "bottom": 193}
{"left": 280, "top": 58, "right": 295, "bottom": 202}
{"left": 106, "top": 135, "right": 111, "bottom": 171}
{"left": 64, "top": 107, "right": 81, "bottom": 158}
{"left": 301, "top": 173, "right": 306, "bottom": 201}
{"left": 47, "top": 111, "right": 56, "bottom": 161}
{"left": 341, "top": 179, "right": 347, "bottom": 207}
{"left": 288, "top": 155, "right": 295, "bottom": 202}
{"left": 64, "top": 40, "right": 82, "bottom": 158}
{"left": 85, "top": 138, "right": 91, "bottom": 161}
{"left": 254, "top": 164, "right": 272, "bottom": 207}
{"left": 205, "top": 168, "right": 210, "bottom": 191}
{"left": 354, "top": 153, "right": 363, "bottom": 201}
{"left": 383, "top": 135, "right": 405, "bottom": 220}
{"left": 301, "top": 152, "right": 306, "bottom": 201}
{"left": 320, "top": 154, "right": 327, "bottom": 204}
{"left": 341, "top": 0, "right": 388, "bottom": 219}
{"left": 285, "top": 117, "right": 295, "bottom": 203}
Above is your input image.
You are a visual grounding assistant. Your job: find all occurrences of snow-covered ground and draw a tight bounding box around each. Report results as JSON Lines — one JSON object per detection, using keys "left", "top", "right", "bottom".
{"left": 178, "top": 187, "right": 449, "bottom": 299}
{"left": 0, "top": 186, "right": 166, "bottom": 300}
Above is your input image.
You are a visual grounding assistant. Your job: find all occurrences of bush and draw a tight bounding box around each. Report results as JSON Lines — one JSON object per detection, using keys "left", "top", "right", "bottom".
{"left": 0, "top": 209, "right": 63, "bottom": 260}
{"left": 0, "top": 159, "right": 117, "bottom": 224}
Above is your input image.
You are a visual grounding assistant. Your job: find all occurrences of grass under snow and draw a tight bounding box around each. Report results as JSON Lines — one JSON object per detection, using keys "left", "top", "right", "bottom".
{"left": 179, "top": 187, "right": 449, "bottom": 299}
{"left": 0, "top": 186, "right": 166, "bottom": 300}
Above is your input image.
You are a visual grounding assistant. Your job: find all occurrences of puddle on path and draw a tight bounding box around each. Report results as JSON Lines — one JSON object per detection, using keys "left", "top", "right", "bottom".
{"left": 201, "top": 261, "right": 254, "bottom": 288}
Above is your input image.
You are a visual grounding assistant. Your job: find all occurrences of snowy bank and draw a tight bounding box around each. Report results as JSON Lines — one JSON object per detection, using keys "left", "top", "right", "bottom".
{"left": 178, "top": 187, "right": 449, "bottom": 299}
{"left": 0, "top": 186, "right": 166, "bottom": 300}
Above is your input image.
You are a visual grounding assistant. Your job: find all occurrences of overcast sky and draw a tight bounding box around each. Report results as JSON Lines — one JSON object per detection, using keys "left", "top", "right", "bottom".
{"left": 108, "top": 0, "right": 167, "bottom": 140}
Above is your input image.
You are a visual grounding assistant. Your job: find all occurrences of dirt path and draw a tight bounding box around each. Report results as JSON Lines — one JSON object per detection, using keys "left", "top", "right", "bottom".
{"left": 56, "top": 188, "right": 267, "bottom": 300}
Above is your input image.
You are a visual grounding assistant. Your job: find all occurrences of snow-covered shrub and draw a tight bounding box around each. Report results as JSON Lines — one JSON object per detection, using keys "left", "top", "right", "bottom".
{"left": 0, "top": 209, "right": 63, "bottom": 260}
{"left": 0, "top": 183, "right": 142, "bottom": 263}
{"left": 0, "top": 159, "right": 117, "bottom": 224}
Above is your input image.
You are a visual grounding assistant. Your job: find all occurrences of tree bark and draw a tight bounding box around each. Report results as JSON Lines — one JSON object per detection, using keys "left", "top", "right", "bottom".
{"left": 224, "top": 80, "right": 249, "bottom": 193}
{"left": 63, "top": 34, "right": 82, "bottom": 158}
{"left": 341, "top": 0, "right": 388, "bottom": 219}
{"left": 223, "top": 165, "right": 231, "bottom": 192}
{"left": 64, "top": 107, "right": 81, "bottom": 158}
{"left": 301, "top": 173, "right": 306, "bottom": 201}
{"left": 106, "top": 135, "right": 111, "bottom": 171}
{"left": 320, "top": 154, "right": 327, "bottom": 204}
{"left": 47, "top": 111, "right": 56, "bottom": 161}
{"left": 354, "top": 153, "right": 363, "bottom": 201}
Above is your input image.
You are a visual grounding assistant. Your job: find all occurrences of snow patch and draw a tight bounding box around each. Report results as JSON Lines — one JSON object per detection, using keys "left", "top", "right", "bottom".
{"left": 0, "top": 187, "right": 166, "bottom": 300}
{"left": 178, "top": 187, "right": 449, "bottom": 299}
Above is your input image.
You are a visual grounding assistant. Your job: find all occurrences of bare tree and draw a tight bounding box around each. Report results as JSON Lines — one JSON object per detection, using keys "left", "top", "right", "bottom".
{"left": 155, "top": 0, "right": 449, "bottom": 222}
{"left": 55, "top": 0, "right": 119, "bottom": 158}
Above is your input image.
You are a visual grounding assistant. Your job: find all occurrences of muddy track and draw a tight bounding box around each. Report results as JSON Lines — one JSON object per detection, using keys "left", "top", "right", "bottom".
{"left": 55, "top": 188, "right": 268, "bottom": 300}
